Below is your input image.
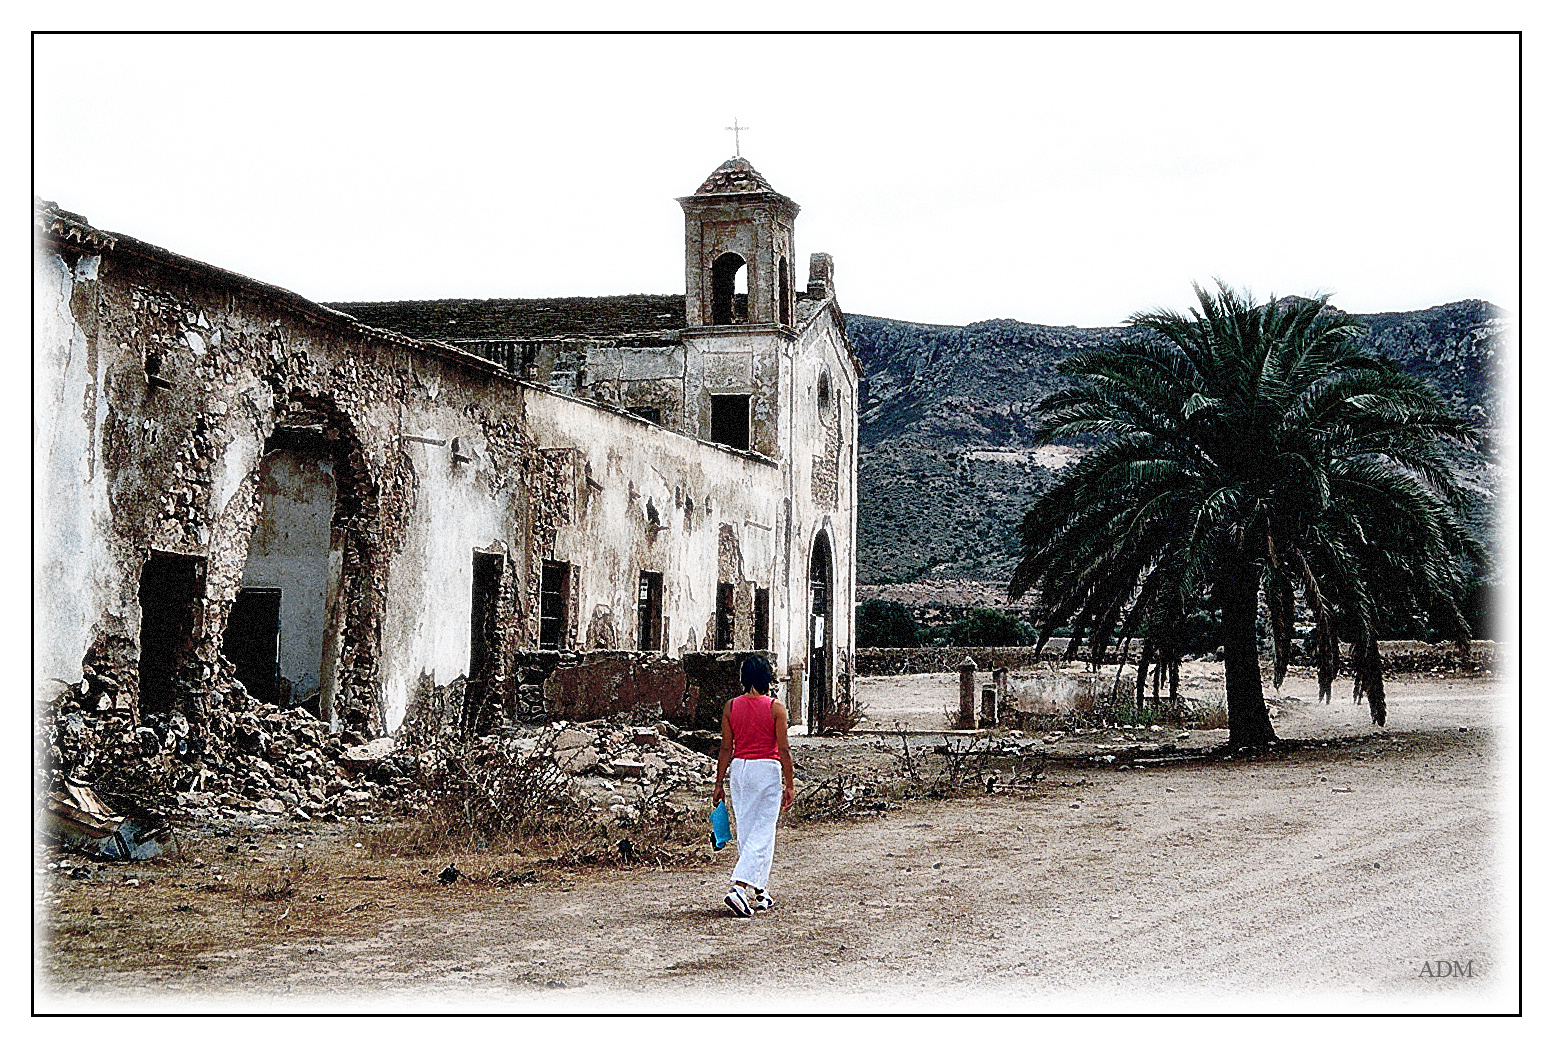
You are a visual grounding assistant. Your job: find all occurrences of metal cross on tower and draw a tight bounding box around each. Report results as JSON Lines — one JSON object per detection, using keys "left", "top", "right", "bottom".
{"left": 725, "top": 118, "right": 748, "bottom": 157}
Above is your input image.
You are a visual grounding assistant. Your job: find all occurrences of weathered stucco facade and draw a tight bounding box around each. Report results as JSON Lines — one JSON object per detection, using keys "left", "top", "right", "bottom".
{"left": 35, "top": 157, "right": 859, "bottom": 744}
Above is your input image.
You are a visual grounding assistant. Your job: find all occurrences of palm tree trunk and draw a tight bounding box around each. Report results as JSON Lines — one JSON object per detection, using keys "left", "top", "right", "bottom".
{"left": 1217, "top": 556, "right": 1278, "bottom": 748}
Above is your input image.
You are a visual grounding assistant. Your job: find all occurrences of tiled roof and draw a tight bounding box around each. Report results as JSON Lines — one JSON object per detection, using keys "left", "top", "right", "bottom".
{"left": 693, "top": 157, "right": 776, "bottom": 195}
{"left": 35, "top": 198, "right": 118, "bottom": 252}
{"left": 323, "top": 295, "right": 687, "bottom": 340}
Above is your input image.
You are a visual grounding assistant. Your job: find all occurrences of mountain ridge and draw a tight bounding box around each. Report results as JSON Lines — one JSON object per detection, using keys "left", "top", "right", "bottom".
{"left": 844, "top": 299, "right": 1506, "bottom": 588}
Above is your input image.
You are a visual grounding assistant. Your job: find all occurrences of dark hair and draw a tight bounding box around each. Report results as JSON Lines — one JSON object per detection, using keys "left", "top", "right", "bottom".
{"left": 740, "top": 655, "right": 775, "bottom": 694}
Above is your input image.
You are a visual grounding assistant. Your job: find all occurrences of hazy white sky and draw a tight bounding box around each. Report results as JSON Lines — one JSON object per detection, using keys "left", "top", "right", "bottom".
{"left": 34, "top": 32, "right": 1518, "bottom": 328}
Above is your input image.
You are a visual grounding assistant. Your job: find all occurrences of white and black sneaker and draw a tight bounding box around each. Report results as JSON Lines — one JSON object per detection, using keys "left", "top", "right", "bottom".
{"left": 724, "top": 885, "right": 754, "bottom": 917}
{"left": 752, "top": 888, "right": 774, "bottom": 912}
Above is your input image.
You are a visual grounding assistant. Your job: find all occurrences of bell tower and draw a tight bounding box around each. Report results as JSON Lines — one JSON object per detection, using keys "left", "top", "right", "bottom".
{"left": 678, "top": 157, "right": 799, "bottom": 330}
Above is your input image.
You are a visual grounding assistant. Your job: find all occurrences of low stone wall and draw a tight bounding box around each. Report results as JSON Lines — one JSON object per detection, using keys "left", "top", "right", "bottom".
{"left": 855, "top": 645, "right": 1060, "bottom": 676}
{"left": 524, "top": 649, "right": 775, "bottom": 732}
{"left": 858, "top": 640, "right": 1503, "bottom": 677}
{"left": 1345, "top": 640, "right": 1501, "bottom": 675}
{"left": 353, "top": 649, "right": 787, "bottom": 746}
{"left": 540, "top": 653, "right": 689, "bottom": 726}
{"left": 682, "top": 651, "right": 768, "bottom": 733}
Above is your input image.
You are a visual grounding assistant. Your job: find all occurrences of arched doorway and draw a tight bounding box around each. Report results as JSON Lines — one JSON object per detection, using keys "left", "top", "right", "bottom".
{"left": 808, "top": 532, "right": 833, "bottom": 733}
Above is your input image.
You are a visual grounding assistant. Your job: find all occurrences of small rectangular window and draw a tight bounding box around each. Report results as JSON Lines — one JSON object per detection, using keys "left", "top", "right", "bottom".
{"left": 539, "top": 560, "right": 570, "bottom": 650}
{"left": 637, "top": 571, "right": 663, "bottom": 651}
{"left": 753, "top": 587, "right": 770, "bottom": 651}
{"left": 628, "top": 406, "right": 661, "bottom": 424}
{"left": 715, "top": 582, "right": 735, "bottom": 650}
{"left": 710, "top": 395, "right": 750, "bottom": 451}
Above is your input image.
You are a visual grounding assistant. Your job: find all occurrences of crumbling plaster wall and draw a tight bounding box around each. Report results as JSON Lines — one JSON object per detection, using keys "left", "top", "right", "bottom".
{"left": 38, "top": 212, "right": 859, "bottom": 741}
{"left": 374, "top": 358, "right": 532, "bottom": 732}
{"left": 525, "top": 389, "right": 779, "bottom": 662}
{"left": 683, "top": 330, "right": 783, "bottom": 459}
{"left": 780, "top": 310, "right": 861, "bottom": 714}
{"left": 36, "top": 248, "right": 123, "bottom": 689}
{"left": 34, "top": 234, "right": 539, "bottom": 739}
{"left": 576, "top": 340, "right": 688, "bottom": 430}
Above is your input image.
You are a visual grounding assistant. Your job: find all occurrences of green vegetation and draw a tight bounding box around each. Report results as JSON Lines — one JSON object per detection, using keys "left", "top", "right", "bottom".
{"left": 856, "top": 599, "right": 928, "bottom": 648}
{"left": 944, "top": 608, "right": 1036, "bottom": 647}
{"left": 1011, "top": 283, "right": 1483, "bottom": 748}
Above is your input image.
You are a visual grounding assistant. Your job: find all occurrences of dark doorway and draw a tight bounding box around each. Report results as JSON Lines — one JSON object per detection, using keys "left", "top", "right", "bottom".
{"left": 466, "top": 552, "right": 505, "bottom": 733}
{"left": 753, "top": 587, "right": 770, "bottom": 651}
{"left": 710, "top": 395, "right": 751, "bottom": 450}
{"left": 808, "top": 534, "right": 833, "bottom": 732}
{"left": 138, "top": 552, "right": 206, "bottom": 716}
{"left": 222, "top": 588, "right": 281, "bottom": 707}
{"left": 539, "top": 560, "right": 570, "bottom": 650}
{"left": 637, "top": 571, "right": 663, "bottom": 651}
{"left": 716, "top": 582, "right": 735, "bottom": 650}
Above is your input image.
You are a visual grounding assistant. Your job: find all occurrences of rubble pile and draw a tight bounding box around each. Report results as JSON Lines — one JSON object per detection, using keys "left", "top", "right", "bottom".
{"left": 41, "top": 683, "right": 718, "bottom": 838}
{"left": 38, "top": 689, "right": 404, "bottom": 823}
{"left": 176, "top": 701, "right": 402, "bottom": 822}
{"left": 40, "top": 694, "right": 184, "bottom": 801}
{"left": 543, "top": 720, "right": 717, "bottom": 825}
{"left": 385, "top": 718, "right": 718, "bottom": 836}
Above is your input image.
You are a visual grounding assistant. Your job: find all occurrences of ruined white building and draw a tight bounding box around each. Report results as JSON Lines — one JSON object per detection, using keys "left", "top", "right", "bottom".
{"left": 36, "top": 157, "right": 859, "bottom": 742}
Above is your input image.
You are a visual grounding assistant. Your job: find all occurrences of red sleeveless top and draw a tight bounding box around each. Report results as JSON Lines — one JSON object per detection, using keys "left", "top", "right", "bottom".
{"left": 730, "top": 693, "right": 780, "bottom": 761}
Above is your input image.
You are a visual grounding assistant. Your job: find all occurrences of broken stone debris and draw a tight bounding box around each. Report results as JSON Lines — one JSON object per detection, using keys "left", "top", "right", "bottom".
{"left": 340, "top": 737, "right": 400, "bottom": 769}
{"left": 541, "top": 720, "right": 717, "bottom": 824}
{"left": 42, "top": 676, "right": 719, "bottom": 839}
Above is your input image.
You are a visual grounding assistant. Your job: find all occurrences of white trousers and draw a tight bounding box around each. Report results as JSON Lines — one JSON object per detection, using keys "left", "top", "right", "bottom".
{"left": 728, "top": 757, "right": 783, "bottom": 891}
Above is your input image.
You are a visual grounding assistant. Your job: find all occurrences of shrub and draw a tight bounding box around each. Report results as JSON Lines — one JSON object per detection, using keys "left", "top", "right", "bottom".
{"left": 945, "top": 608, "right": 1036, "bottom": 647}
{"left": 857, "top": 599, "right": 927, "bottom": 648}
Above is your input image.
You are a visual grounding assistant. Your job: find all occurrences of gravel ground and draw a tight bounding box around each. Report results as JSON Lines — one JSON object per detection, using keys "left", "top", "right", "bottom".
{"left": 33, "top": 672, "right": 1517, "bottom": 1013}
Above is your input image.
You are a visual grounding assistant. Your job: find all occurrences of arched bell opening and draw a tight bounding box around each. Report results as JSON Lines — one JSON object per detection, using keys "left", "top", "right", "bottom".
{"left": 710, "top": 252, "right": 749, "bottom": 325}
{"left": 778, "top": 256, "right": 792, "bottom": 327}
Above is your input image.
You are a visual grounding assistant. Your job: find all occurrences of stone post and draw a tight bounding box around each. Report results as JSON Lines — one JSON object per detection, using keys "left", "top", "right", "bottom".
{"left": 958, "top": 657, "right": 978, "bottom": 729}
{"left": 980, "top": 684, "right": 998, "bottom": 728}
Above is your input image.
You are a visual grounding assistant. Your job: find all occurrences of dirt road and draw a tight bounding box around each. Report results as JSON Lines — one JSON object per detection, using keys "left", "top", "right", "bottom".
{"left": 35, "top": 679, "right": 1516, "bottom": 1013}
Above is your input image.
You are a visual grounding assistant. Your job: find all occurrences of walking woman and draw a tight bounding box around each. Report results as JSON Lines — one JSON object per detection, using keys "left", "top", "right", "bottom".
{"left": 711, "top": 655, "right": 795, "bottom": 917}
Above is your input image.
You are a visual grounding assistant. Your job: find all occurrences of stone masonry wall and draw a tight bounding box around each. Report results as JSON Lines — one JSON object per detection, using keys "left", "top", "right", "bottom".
{"left": 856, "top": 641, "right": 1503, "bottom": 678}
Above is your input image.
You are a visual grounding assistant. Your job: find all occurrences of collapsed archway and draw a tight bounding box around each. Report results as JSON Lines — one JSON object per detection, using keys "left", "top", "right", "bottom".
{"left": 222, "top": 395, "right": 389, "bottom": 734}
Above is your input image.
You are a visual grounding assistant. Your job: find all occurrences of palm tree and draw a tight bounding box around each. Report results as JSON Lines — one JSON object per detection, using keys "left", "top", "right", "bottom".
{"left": 1010, "top": 282, "right": 1481, "bottom": 748}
